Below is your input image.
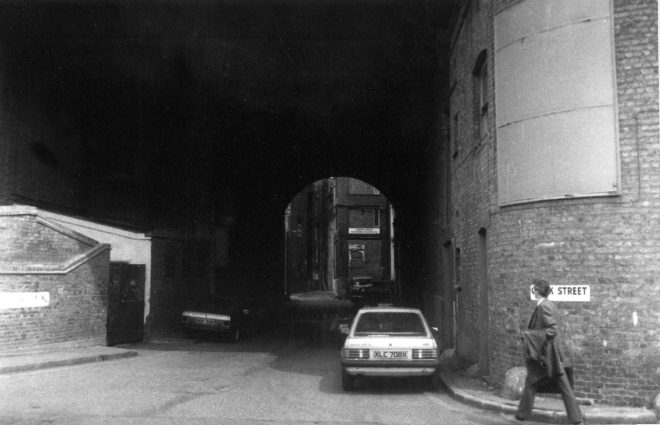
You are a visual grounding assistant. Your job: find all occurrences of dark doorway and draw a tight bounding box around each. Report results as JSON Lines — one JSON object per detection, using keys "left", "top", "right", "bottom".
{"left": 107, "top": 263, "right": 145, "bottom": 346}
{"left": 441, "top": 241, "right": 455, "bottom": 349}
{"left": 478, "top": 228, "right": 489, "bottom": 374}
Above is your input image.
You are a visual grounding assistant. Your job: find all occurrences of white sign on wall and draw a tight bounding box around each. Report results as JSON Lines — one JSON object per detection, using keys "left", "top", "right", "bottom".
{"left": 0, "top": 292, "right": 50, "bottom": 309}
{"left": 530, "top": 285, "right": 590, "bottom": 302}
{"left": 348, "top": 228, "right": 380, "bottom": 234}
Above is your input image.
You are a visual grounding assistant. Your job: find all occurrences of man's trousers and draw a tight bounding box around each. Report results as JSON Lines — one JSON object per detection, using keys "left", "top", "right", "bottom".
{"left": 516, "top": 371, "right": 583, "bottom": 424}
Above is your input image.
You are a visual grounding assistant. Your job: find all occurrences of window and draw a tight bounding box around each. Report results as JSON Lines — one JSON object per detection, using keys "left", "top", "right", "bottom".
{"left": 473, "top": 49, "right": 488, "bottom": 140}
{"left": 478, "top": 62, "right": 488, "bottom": 138}
{"left": 349, "top": 208, "right": 380, "bottom": 228}
{"left": 355, "top": 312, "right": 425, "bottom": 335}
{"left": 451, "top": 113, "right": 459, "bottom": 159}
{"left": 479, "top": 62, "right": 488, "bottom": 115}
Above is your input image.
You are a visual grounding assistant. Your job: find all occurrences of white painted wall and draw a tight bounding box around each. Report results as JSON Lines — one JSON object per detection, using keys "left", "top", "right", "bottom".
{"left": 39, "top": 210, "right": 152, "bottom": 324}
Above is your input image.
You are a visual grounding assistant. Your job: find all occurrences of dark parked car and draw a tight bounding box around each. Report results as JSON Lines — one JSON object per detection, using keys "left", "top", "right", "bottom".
{"left": 347, "top": 277, "right": 395, "bottom": 308}
{"left": 284, "top": 291, "right": 354, "bottom": 342}
{"left": 181, "top": 296, "right": 259, "bottom": 342}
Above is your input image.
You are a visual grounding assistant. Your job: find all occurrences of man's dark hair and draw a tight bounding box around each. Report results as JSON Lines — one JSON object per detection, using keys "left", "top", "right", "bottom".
{"left": 533, "top": 279, "right": 551, "bottom": 297}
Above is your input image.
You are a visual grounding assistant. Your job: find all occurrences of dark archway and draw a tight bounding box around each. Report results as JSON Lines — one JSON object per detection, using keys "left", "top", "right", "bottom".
{"left": 0, "top": 0, "right": 455, "bottom": 315}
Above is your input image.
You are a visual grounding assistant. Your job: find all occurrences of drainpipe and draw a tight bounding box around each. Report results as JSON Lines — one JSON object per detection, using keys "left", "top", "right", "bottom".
{"left": 389, "top": 204, "right": 396, "bottom": 282}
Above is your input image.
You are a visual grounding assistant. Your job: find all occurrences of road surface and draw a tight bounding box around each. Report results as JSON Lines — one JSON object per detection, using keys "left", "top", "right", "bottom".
{"left": 0, "top": 332, "right": 534, "bottom": 425}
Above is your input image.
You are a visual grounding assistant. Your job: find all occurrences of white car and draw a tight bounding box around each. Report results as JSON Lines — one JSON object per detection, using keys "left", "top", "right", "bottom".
{"left": 339, "top": 307, "right": 440, "bottom": 391}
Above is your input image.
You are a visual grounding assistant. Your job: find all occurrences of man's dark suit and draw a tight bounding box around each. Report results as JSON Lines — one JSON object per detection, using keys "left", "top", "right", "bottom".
{"left": 517, "top": 299, "right": 583, "bottom": 424}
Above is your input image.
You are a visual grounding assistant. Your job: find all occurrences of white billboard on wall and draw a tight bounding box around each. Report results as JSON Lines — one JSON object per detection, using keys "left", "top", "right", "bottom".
{"left": 494, "top": 0, "right": 619, "bottom": 205}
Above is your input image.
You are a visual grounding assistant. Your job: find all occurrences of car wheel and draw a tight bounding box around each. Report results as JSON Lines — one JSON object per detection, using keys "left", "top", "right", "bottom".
{"left": 426, "top": 370, "right": 440, "bottom": 391}
{"left": 341, "top": 369, "right": 354, "bottom": 391}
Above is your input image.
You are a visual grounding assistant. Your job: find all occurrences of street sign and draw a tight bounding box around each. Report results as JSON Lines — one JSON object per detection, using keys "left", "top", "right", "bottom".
{"left": 530, "top": 285, "right": 590, "bottom": 302}
{"left": 0, "top": 292, "right": 50, "bottom": 309}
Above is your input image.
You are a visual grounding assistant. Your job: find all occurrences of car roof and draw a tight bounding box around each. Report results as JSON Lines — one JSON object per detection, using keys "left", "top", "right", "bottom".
{"left": 356, "top": 306, "right": 422, "bottom": 314}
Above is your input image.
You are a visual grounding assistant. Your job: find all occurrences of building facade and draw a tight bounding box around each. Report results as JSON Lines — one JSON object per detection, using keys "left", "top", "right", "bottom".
{"left": 439, "top": 0, "right": 659, "bottom": 406}
{"left": 333, "top": 177, "right": 394, "bottom": 293}
{"left": 0, "top": 206, "right": 111, "bottom": 353}
{"left": 284, "top": 177, "right": 394, "bottom": 298}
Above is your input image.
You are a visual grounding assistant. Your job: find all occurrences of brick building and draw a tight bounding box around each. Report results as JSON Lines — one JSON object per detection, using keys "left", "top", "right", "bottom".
{"left": 0, "top": 206, "right": 110, "bottom": 353}
{"left": 333, "top": 177, "right": 394, "bottom": 293}
{"left": 433, "top": 0, "right": 659, "bottom": 406}
{"left": 284, "top": 181, "right": 323, "bottom": 294}
{"left": 0, "top": 205, "right": 214, "bottom": 349}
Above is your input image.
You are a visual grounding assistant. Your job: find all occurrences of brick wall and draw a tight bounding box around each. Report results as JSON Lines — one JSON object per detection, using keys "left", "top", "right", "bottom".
{"left": 446, "top": 0, "right": 659, "bottom": 406}
{"left": 0, "top": 207, "right": 110, "bottom": 353}
{"left": 489, "top": 203, "right": 660, "bottom": 406}
{"left": 447, "top": 0, "right": 497, "bottom": 367}
{"left": 0, "top": 214, "right": 92, "bottom": 266}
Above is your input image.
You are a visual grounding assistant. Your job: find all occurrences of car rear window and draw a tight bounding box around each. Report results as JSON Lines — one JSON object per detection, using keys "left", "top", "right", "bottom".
{"left": 354, "top": 312, "right": 426, "bottom": 336}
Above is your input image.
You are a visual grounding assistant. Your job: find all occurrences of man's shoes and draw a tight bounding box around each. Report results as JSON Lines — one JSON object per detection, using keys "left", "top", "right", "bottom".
{"left": 499, "top": 413, "right": 526, "bottom": 422}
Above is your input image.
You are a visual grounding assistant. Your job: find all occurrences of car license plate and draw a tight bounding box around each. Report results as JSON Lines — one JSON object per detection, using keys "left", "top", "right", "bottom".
{"left": 372, "top": 350, "right": 411, "bottom": 360}
{"left": 196, "top": 318, "right": 212, "bottom": 325}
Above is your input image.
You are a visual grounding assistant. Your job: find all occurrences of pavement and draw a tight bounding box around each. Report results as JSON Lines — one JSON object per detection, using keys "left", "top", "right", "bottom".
{"left": 438, "top": 367, "right": 659, "bottom": 424}
{"left": 0, "top": 344, "right": 138, "bottom": 375}
{"left": 0, "top": 344, "right": 657, "bottom": 424}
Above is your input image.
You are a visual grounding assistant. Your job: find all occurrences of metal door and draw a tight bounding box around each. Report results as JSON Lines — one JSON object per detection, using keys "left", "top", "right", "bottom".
{"left": 107, "top": 263, "right": 145, "bottom": 345}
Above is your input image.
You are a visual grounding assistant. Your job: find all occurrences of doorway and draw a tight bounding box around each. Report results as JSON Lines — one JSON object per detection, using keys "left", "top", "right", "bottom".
{"left": 478, "top": 228, "right": 489, "bottom": 374}
{"left": 107, "top": 262, "right": 145, "bottom": 345}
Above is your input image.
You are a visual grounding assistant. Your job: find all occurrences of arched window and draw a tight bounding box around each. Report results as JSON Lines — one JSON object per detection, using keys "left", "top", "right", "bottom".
{"left": 473, "top": 49, "right": 488, "bottom": 139}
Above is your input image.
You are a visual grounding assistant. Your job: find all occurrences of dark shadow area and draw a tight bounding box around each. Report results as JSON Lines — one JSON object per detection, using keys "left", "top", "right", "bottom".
{"left": 125, "top": 322, "right": 342, "bottom": 353}
{"left": 334, "top": 376, "right": 430, "bottom": 394}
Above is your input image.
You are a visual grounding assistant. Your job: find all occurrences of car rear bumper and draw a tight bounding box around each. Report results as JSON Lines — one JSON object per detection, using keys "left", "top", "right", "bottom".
{"left": 343, "top": 366, "right": 437, "bottom": 377}
{"left": 341, "top": 358, "right": 438, "bottom": 377}
{"left": 341, "top": 358, "right": 439, "bottom": 368}
{"left": 181, "top": 322, "right": 231, "bottom": 333}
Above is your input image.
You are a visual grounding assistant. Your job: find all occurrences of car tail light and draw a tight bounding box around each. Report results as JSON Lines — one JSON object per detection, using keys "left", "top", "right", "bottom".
{"left": 343, "top": 349, "right": 369, "bottom": 359}
{"left": 412, "top": 349, "right": 438, "bottom": 359}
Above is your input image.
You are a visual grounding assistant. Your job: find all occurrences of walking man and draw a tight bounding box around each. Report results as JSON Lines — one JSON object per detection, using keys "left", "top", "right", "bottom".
{"left": 516, "top": 279, "right": 583, "bottom": 424}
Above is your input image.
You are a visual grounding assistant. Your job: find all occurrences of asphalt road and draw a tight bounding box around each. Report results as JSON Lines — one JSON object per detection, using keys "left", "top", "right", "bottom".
{"left": 0, "top": 331, "right": 534, "bottom": 425}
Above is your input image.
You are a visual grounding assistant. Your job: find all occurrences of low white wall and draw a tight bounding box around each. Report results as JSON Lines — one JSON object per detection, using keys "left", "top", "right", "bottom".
{"left": 38, "top": 210, "right": 152, "bottom": 324}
